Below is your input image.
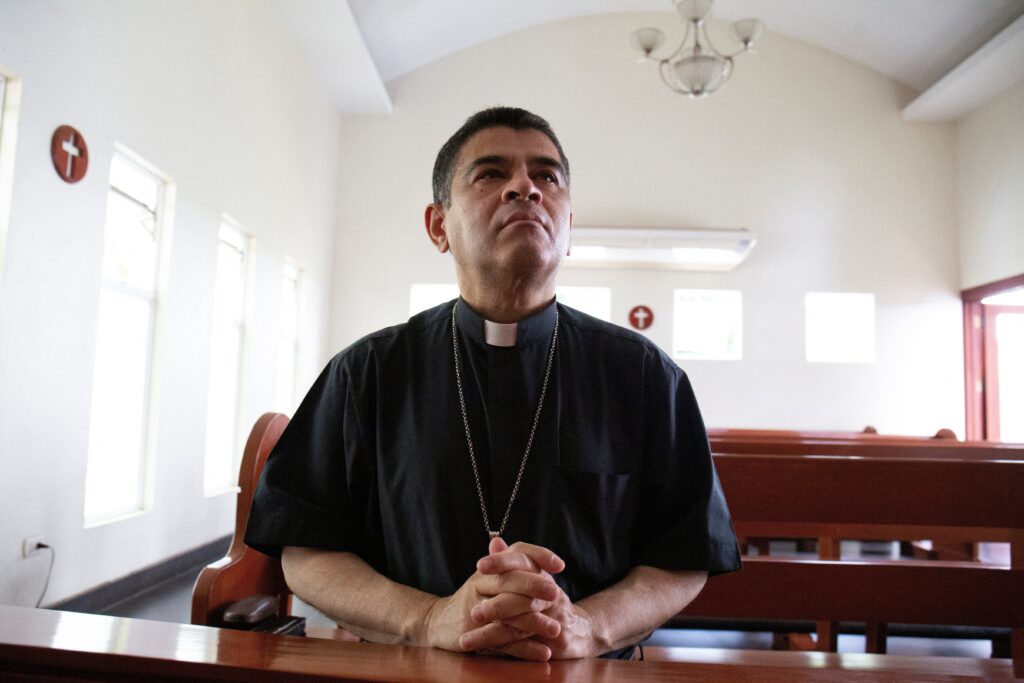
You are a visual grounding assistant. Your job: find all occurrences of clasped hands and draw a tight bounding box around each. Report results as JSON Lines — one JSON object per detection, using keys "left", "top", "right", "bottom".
{"left": 424, "top": 536, "right": 598, "bottom": 661}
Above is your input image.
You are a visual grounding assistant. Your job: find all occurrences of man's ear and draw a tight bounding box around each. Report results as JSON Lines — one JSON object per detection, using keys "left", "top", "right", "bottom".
{"left": 424, "top": 203, "right": 449, "bottom": 253}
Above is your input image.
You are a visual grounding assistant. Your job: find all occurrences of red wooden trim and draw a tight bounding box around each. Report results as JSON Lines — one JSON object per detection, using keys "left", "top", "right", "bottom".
{"left": 962, "top": 272, "right": 1024, "bottom": 303}
{"left": 961, "top": 272, "right": 1024, "bottom": 440}
{"left": 964, "top": 299, "right": 986, "bottom": 440}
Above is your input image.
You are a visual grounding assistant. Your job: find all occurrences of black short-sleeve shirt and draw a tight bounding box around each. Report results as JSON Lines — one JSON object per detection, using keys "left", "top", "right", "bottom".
{"left": 246, "top": 298, "right": 741, "bottom": 613}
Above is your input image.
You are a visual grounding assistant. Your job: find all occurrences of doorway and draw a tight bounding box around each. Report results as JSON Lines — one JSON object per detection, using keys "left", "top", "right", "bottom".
{"left": 963, "top": 273, "right": 1024, "bottom": 441}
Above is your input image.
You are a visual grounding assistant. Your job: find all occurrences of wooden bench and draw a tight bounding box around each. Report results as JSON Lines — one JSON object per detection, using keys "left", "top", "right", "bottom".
{"left": 681, "top": 452, "right": 1024, "bottom": 677}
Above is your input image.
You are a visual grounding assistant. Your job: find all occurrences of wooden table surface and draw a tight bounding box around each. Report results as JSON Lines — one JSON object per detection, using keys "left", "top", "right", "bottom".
{"left": 0, "top": 606, "right": 1015, "bottom": 681}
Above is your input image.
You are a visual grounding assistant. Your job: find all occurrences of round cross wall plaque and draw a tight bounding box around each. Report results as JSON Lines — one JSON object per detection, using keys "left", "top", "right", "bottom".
{"left": 51, "top": 125, "right": 89, "bottom": 184}
{"left": 629, "top": 305, "right": 654, "bottom": 330}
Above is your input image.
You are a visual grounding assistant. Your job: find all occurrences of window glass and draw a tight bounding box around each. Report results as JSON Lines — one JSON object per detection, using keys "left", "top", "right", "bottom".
{"left": 0, "top": 70, "right": 20, "bottom": 299}
{"left": 805, "top": 292, "right": 876, "bottom": 363}
{"left": 204, "top": 221, "right": 250, "bottom": 494}
{"left": 673, "top": 289, "right": 743, "bottom": 361}
{"left": 995, "top": 312, "right": 1024, "bottom": 442}
{"left": 102, "top": 189, "right": 158, "bottom": 290}
{"left": 410, "top": 283, "right": 460, "bottom": 316}
{"left": 555, "top": 286, "right": 611, "bottom": 321}
{"left": 84, "top": 150, "right": 166, "bottom": 524}
{"left": 109, "top": 153, "right": 160, "bottom": 211}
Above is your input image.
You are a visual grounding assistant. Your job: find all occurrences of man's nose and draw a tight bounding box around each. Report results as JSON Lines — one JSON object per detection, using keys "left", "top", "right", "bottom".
{"left": 502, "top": 172, "right": 541, "bottom": 203}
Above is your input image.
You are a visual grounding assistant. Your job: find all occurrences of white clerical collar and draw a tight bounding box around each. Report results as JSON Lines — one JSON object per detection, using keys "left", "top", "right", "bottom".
{"left": 483, "top": 319, "right": 518, "bottom": 347}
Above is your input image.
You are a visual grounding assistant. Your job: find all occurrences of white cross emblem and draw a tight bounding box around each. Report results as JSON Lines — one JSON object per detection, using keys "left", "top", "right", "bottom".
{"left": 631, "top": 307, "right": 651, "bottom": 329}
{"left": 61, "top": 134, "right": 81, "bottom": 179}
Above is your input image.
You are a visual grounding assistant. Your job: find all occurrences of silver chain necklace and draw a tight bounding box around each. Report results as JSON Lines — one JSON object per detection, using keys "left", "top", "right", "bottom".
{"left": 451, "top": 300, "right": 559, "bottom": 540}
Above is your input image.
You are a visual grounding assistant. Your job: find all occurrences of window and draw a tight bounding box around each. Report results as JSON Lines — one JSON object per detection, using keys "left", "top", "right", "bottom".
{"left": 84, "top": 149, "right": 170, "bottom": 524}
{"left": 673, "top": 289, "right": 743, "bottom": 360}
{"left": 275, "top": 259, "right": 302, "bottom": 414}
{"left": 804, "top": 292, "right": 876, "bottom": 363}
{"left": 990, "top": 305, "right": 1024, "bottom": 442}
{"left": 555, "top": 286, "right": 611, "bottom": 321}
{"left": 410, "top": 283, "right": 459, "bottom": 316}
{"left": 0, "top": 68, "right": 21, "bottom": 294}
{"left": 204, "top": 219, "right": 251, "bottom": 494}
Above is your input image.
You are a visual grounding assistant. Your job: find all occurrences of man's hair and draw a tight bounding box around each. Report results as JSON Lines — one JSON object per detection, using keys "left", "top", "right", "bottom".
{"left": 431, "top": 107, "right": 571, "bottom": 207}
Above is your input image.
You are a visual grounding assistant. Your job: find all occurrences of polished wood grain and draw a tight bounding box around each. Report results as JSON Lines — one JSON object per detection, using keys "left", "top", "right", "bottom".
{"left": 0, "top": 607, "right": 1016, "bottom": 682}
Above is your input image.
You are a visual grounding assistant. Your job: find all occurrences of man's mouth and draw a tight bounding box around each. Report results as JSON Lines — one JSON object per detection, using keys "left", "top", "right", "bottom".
{"left": 503, "top": 212, "right": 546, "bottom": 229}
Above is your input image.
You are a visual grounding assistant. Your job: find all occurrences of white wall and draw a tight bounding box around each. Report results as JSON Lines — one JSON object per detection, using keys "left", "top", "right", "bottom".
{"left": 0, "top": 1, "right": 339, "bottom": 606}
{"left": 332, "top": 13, "right": 964, "bottom": 436}
{"left": 956, "top": 80, "right": 1024, "bottom": 290}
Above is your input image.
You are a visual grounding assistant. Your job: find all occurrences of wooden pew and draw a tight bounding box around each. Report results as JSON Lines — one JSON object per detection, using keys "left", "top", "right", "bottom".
{"left": 680, "top": 453, "right": 1024, "bottom": 677}
{"left": 708, "top": 433, "right": 1024, "bottom": 561}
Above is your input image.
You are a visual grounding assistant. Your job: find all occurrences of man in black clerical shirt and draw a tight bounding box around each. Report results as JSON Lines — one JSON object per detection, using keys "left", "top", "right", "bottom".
{"left": 245, "top": 107, "right": 741, "bottom": 661}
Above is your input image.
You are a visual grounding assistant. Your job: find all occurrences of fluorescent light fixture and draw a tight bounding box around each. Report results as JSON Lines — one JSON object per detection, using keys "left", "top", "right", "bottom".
{"left": 565, "top": 227, "right": 756, "bottom": 271}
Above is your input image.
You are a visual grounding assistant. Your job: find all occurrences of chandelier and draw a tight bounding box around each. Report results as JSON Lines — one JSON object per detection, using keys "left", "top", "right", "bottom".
{"left": 631, "top": 0, "right": 763, "bottom": 98}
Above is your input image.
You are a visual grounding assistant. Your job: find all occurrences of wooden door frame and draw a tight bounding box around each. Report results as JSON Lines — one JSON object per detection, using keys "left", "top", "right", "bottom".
{"left": 962, "top": 273, "right": 1024, "bottom": 440}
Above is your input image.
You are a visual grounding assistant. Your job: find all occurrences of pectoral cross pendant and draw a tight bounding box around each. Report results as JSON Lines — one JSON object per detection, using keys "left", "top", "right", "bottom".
{"left": 489, "top": 531, "right": 500, "bottom": 540}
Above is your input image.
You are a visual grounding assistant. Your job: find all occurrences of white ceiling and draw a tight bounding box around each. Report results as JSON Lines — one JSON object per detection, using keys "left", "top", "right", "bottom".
{"left": 281, "top": 0, "right": 1024, "bottom": 117}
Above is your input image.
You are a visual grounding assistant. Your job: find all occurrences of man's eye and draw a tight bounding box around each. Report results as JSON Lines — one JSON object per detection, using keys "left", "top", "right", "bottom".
{"left": 538, "top": 171, "right": 558, "bottom": 184}
{"left": 477, "top": 169, "right": 501, "bottom": 180}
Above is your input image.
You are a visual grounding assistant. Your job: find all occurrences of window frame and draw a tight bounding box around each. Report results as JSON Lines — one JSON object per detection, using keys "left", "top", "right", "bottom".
{"left": 84, "top": 146, "right": 174, "bottom": 527}
{"left": 203, "top": 217, "right": 254, "bottom": 496}
{"left": 0, "top": 67, "right": 22, "bottom": 302}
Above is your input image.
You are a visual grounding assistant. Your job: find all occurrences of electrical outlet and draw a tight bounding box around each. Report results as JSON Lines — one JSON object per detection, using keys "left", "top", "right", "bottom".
{"left": 22, "top": 535, "right": 46, "bottom": 559}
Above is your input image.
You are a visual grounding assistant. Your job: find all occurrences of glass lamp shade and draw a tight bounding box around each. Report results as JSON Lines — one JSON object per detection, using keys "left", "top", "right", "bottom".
{"left": 672, "top": 54, "right": 729, "bottom": 96}
{"left": 631, "top": 27, "right": 665, "bottom": 56}
{"left": 733, "top": 18, "right": 764, "bottom": 48}
{"left": 675, "top": 0, "right": 714, "bottom": 23}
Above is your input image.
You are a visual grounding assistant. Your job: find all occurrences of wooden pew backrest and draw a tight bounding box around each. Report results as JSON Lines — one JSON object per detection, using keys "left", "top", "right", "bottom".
{"left": 191, "top": 412, "right": 291, "bottom": 626}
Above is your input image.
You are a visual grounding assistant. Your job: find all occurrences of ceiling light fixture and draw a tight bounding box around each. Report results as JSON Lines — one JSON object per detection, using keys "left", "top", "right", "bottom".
{"left": 632, "top": 0, "right": 763, "bottom": 98}
{"left": 565, "top": 227, "right": 756, "bottom": 272}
